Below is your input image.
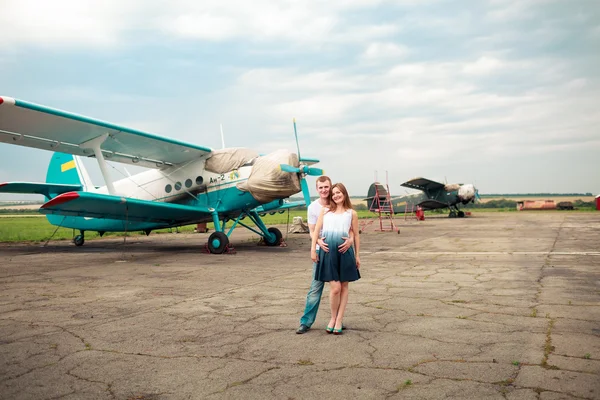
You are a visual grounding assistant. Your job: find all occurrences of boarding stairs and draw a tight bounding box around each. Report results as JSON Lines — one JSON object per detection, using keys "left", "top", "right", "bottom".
{"left": 369, "top": 173, "right": 399, "bottom": 233}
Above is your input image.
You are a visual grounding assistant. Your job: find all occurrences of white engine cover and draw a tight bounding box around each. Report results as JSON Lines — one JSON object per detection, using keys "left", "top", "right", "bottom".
{"left": 458, "top": 184, "right": 475, "bottom": 200}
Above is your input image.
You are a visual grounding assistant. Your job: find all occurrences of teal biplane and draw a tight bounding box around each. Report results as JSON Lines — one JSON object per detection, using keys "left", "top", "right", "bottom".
{"left": 0, "top": 96, "right": 322, "bottom": 253}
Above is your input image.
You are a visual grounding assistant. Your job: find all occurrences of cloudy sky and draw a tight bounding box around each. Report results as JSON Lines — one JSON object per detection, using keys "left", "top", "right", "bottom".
{"left": 1, "top": 0, "right": 598, "bottom": 200}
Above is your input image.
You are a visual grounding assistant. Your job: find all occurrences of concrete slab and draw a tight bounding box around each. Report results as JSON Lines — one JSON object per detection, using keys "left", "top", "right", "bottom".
{"left": 1, "top": 212, "right": 599, "bottom": 399}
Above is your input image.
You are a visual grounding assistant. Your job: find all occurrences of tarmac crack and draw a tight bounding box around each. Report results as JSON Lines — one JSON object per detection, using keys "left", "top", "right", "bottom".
{"left": 209, "top": 365, "right": 280, "bottom": 396}
{"left": 541, "top": 317, "right": 556, "bottom": 369}
{"left": 65, "top": 368, "right": 116, "bottom": 399}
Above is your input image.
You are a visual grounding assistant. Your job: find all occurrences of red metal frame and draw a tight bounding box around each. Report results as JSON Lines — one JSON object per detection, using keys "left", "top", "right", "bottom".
{"left": 367, "top": 171, "right": 399, "bottom": 233}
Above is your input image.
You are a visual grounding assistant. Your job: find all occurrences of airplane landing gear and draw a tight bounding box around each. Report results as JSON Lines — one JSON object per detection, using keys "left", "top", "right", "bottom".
{"left": 74, "top": 232, "right": 85, "bottom": 246}
{"left": 457, "top": 211, "right": 465, "bottom": 218}
{"left": 207, "top": 231, "right": 229, "bottom": 254}
{"left": 448, "top": 211, "right": 457, "bottom": 218}
{"left": 264, "top": 227, "right": 283, "bottom": 246}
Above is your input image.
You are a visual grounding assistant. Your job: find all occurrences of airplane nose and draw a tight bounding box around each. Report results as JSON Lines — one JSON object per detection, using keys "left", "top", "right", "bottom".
{"left": 458, "top": 184, "right": 476, "bottom": 201}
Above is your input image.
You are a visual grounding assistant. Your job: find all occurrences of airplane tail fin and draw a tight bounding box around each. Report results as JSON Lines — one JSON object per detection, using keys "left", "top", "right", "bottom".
{"left": 45, "top": 152, "right": 92, "bottom": 191}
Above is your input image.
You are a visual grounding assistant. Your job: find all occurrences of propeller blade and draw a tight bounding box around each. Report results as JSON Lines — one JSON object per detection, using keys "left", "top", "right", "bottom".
{"left": 300, "top": 178, "right": 311, "bottom": 206}
{"left": 293, "top": 118, "right": 301, "bottom": 161}
{"left": 306, "top": 167, "right": 323, "bottom": 176}
{"left": 280, "top": 164, "right": 300, "bottom": 173}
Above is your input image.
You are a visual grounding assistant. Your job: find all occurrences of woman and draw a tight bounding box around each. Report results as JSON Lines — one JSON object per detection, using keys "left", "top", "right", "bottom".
{"left": 311, "top": 182, "right": 360, "bottom": 335}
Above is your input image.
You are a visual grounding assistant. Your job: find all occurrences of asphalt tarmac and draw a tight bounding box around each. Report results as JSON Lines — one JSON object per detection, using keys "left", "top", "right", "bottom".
{"left": 1, "top": 212, "right": 599, "bottom": 399}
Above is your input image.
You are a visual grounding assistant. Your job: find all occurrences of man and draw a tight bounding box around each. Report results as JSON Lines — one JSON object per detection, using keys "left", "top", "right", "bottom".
{"left": 296, "top": 176, "right": 353, "bottom": 334}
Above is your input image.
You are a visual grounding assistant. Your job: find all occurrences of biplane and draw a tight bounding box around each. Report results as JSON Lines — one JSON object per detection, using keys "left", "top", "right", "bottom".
{"left": 0, "top": 96, "right": 322, "bottom": 253}
{"left": 366, "top": 177, "right": 480, "bottom": 218}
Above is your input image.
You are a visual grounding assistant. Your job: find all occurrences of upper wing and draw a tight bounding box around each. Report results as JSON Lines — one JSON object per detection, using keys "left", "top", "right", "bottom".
{"left": 401, "top": 177, "right": 445, "bottom": 192}
{"left": 0, "top": 96, "right": 212, "bottom": 169}
{"left": 0, "top": 182, "right": 83, "bottom": 198}
{"left": 39, "top": 191, "right": 212, "bottom": 224}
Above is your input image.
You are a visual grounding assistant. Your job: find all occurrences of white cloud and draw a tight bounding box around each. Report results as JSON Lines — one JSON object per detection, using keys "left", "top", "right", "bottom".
{"left": 163, "top": 14, "right": 239, "bottom": 41}
{"left": 0, "top": 0, "right": 136, "bottom": 49}
{"left": 486, "top": 0, "right": 556, "bottom": 22}
{"left": 0, "top": 0, "right": 401, "bottom": 49}
{"left": 362, "top": 42, "right": 409, "bottom": 62}
{"left": 462, "top": 56, "right": 505, "bottom": 75}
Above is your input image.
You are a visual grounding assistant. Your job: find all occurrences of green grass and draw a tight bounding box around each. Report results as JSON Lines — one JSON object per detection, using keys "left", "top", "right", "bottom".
{"left": 0, "top": 210, "right": 374, "bottom": 242}
{"left": 3, "top": 207, "right": 594, "bottom": 243}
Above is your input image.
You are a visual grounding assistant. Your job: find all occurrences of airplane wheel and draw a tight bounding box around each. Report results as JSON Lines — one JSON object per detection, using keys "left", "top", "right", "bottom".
{"left": 74, "top": 235, "right": 85, "bottom": 247}
{"left": 264, "top": 227, "right": 282, "bottom": 246}
{"left": 458, "top": 211, "right": 465, "bottom": 218}
{"left": 449, "top": 211, "right": 457, "bottom": 218}
{"left": 208, "top": 232, "right": 228, "bottom": 254}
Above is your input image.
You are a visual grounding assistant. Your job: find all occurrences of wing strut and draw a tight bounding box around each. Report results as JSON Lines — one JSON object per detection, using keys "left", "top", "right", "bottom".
{"left": 79, "top": 133, "right": 116, "bottom": 195}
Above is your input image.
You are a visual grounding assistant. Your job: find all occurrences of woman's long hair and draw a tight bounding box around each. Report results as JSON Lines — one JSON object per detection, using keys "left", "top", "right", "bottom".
{"left": 328, "top": 183, "right": 353, "bottom": 213}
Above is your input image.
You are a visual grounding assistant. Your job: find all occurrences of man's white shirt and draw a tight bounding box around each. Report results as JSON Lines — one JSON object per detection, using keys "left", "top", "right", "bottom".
{"left": 308, "top": 199, "right": 325, "bottom": 251}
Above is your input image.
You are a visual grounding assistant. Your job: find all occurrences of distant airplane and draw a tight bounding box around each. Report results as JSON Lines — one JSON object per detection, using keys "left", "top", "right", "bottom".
{"left": 399, "top": 177, "right": 480, "bottom": 217}
{"left": 366, "top": 177, "right": 480, "bottom": 218}
{"left": 0, "top": 96, "right": 322, "bottom": 253}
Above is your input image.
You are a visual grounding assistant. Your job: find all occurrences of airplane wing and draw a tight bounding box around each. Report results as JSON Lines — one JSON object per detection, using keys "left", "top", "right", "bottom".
{"left": 0, "top": 96, "right": 212, "bottom": 169}
{"left": 254, "top": 200, "right": 306, "bottom": 214}
{"left": 401, "top": 177, "right": 445, "bottom": 192}
{"left": 0, "top": 182, "right": 83, "bottom": 198}
{"left": 417, "top": 199, "right": 449, "bottom": 210}
{"left": 39, "top": 192, "right": 213, "bottom": 224}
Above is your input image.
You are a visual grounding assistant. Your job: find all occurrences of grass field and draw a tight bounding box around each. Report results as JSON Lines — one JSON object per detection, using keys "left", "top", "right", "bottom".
{"left": 1, "top": 207, "right": 596, "bottom": 243}
{"left": 0, "top": 210, "right": 374, "bottom": 243}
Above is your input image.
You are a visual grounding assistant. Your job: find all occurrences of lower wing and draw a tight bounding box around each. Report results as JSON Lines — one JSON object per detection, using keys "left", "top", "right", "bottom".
{"left": 0, "top": 182, "right": 83, "bottom": 198}
{"left": 418, "top": 199, "right": 449, "bottom": 210}
{"left": 253, "top": 199, "right": 306, "bottom": 214}
{"left": 40, "top": 192, "right": 212, "bottom": 224}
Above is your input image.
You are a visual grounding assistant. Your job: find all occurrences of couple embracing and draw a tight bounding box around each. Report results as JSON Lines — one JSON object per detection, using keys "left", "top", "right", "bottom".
{"left": 296, "top": 176, "right": 360, "bottom": 335}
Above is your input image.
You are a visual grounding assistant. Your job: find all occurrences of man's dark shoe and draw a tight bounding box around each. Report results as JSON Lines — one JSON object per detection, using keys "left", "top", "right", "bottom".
{"left": 296, "top": 324, "right": 310, "bottom": 334}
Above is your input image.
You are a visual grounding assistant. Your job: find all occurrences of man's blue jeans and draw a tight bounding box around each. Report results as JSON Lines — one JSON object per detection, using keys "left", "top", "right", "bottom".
{"left": 299, "top": 262, "right": 324, "bottom": 327}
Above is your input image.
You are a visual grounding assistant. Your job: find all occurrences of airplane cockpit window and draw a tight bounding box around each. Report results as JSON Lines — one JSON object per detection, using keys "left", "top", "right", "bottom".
{"left": 165, "top": 184, "right": 172, "bottom": 193}
{"left": 196, "top": 176, "right": 204, "bottom": 185}
{"left": 175, "top": 182, "right": 182, "bottom": 191}
{"left": 185, "top": 179, "right": 192, "bottom": 188}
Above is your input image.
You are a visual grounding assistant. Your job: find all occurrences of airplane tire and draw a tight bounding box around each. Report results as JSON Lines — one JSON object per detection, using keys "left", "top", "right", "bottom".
{"left": 74, "top": 235, "right": 85, "bottom": 247}
{"left": 208, "top": 232, "right": 228, "bottom": 254}
{"left": 458, "top": 211, "right": 465, "bottom": 218}
{"left": 449, "top": 211, "right": 457, "bottom": 218}
{"left": 264, "top": 227, "right": 283, "bottom": 246}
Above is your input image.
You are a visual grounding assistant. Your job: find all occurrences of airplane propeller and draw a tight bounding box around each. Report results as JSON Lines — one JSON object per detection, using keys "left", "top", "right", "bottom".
{"left": 279, "top": 119, "right": 324, "bottom": 206}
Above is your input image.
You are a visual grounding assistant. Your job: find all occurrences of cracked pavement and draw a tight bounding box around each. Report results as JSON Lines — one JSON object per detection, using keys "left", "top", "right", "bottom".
{"left": 0, "top": 212, "right": 599, "bottom": 399}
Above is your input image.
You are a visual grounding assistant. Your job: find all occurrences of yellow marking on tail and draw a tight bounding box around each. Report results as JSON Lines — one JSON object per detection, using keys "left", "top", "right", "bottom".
{"left": 61, "top": 160, "right": 76, "bottom": 172}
